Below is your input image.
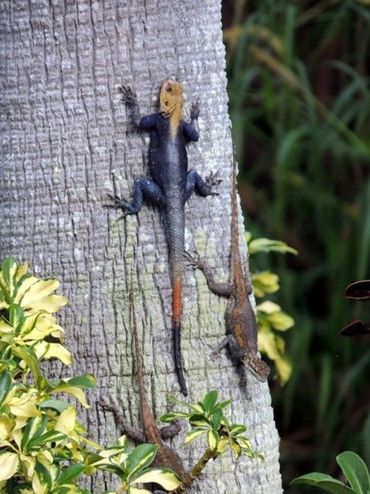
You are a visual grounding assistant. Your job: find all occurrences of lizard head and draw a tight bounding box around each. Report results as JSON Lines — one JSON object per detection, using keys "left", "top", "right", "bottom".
{"left": 246, "top": 354, "right": 270, "bottom": 382}
{"left": 159, "top": 78, "right": 184, "bottom": 118}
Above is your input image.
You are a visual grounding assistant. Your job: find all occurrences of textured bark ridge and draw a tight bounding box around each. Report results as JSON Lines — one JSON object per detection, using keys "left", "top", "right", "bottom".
{"left": 0, "top": 1, "right": 282, "bottom": 492}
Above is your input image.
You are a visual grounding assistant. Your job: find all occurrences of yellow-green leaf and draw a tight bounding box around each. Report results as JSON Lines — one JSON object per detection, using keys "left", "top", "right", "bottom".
{"left": 184, "top": 429, "right": 205, "bottom": 444}
{"left": 129, "top": 488, "right": 152, "bottom": 494}
{"left": 19, "top": 453, "right": 36, "bottom": 480}
{"left": 8, "top": 390, "right": 40, "bottom": 419}
{"left": 16, "top": 262, "right": 29, "bottom": 280}
{"left": 257, "top": 301, "right": 281, "bottom": 314}
{"left": 134, "top": 468, "right": 181, "bottom": 491}
{"left": 216, "top": 437, "right": 229, "bottom": 454}
{"left": 207, "top": 430, "right": 219, "bottom": 450}
{"left": 0, "top": 416, "right": 13, "bottom": 440}
{"left": 0, "top": 452, "right": 19, "bottom": 481}
{"left": 275, "top": 354, "right": 292, "bottom": 384}
{"left": 55, "top": 406, "right": 76, "bottom": 435}
{"left": 267, "top": 311, "right": 294, "bottom": 331}
{"left": 34, "top": 342, "right": 72, "bottom": 365}
{"left": 52, "top": 385, "right": 89, "bottom": 408}
{"left": 19, "top": 279, "right": 59, "bottom": 307}
{"left": 29, "top": 295, "right": 68, "bottom": 313}
{"left": 252, "top": 271, "right": 280, "bottom": 297}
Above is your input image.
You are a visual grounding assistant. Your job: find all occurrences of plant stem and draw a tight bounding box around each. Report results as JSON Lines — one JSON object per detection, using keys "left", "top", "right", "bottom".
{"left": 171, "top": 448, "right": 219, "bottom": 493}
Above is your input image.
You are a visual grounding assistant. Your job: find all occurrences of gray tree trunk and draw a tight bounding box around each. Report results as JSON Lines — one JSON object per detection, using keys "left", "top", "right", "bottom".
{"left": 0, "top": 1, "right": 282, "bottom": 492}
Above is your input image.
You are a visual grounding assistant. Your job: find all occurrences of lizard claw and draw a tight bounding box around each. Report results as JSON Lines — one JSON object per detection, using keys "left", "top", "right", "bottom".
{"left": 206, "top": 170, "right": 222, "bottom": 187}
{"left": 184, "top": 250, "right": 202, "bottom": 269}
{"left": 210, "top": 350, "right": 221, "bottom": 362}
{"left": 118, "top": 84, "right": 137, "bottom": 106}
{"left": 206, "top": 170, "right": 222, "bottom": 196}
{"left": 104, "top": 194, "right": 132, "bottom": 221}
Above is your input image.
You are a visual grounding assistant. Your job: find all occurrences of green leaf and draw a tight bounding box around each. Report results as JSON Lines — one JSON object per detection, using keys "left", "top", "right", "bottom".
{"left": 21, "top": 416, "right": 48, "bottom": 451}
{"left": 336, "top": 451, "right": 370, "bottom": 494}
{"left": 33, "top": 459, "right": 53, "bottom": 492}
{"left": 160, "top": 412, "right": 189, "bottom": 423}
{"left": 12, "top": 346, "right": 47, "bottom": 389}
{"left": 2, "top": 257, "right": 17, "bottom": 288}
{"left": 218, "top": 399, "right": 232, "bottom": 410}
{"left": 184, "top": 428, "right": 206, "bottom": 444}
{"left": 189, "top": 414, "right": 210, "bottom": 427}
{"left": 203, "top": 390, "right": 218, "bottom": 411}
{"left": 248, "top": 237, "right": 298, "bottom": 256}
{"left": 0, "top": 370, "right": 12, "bottom": 406}
{"left": 291, "top": 473, "right": 356, "bottom": 494}
{"left": 27, "top": 430, "right": 67, "bottom": 450}
{"left": 211, "top": 409, "right": 222, "bottom": 429}
{"left": 64, "top": 375, "right": 96, "bottom": 389}
{"left": 126, "top": 444, "right": 158, "bottom": 480}
{"left": 57, "top": 464, "right": 86, "bottom": 485}
{"left": 39, "top": 399, "right": 70, "bottom": 413}
{"left": 9, "top": 304, "right": 25, "bottom": 331}
{"left": 229, "top": 424, "right": 247, "bottom": 436}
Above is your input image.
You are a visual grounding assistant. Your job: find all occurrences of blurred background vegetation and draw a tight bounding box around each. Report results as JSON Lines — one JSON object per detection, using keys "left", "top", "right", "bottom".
{"left": 222, "top": 0, "right": 370, "bottom": 491}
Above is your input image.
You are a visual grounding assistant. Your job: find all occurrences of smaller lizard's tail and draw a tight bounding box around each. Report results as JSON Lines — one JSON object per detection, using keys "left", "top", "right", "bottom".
{"left": 172, "top": 272, "right": 188, "bottom": 396}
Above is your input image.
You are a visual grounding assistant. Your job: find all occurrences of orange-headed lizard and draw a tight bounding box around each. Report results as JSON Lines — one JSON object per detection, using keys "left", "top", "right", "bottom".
{"left": 108, "top": 79, "right": 219, "bottom": 395}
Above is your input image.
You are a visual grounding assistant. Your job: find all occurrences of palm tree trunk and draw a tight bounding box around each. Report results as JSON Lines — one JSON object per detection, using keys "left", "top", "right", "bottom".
{"left": 0, "top": 1, "right": 282, "bottom": 492}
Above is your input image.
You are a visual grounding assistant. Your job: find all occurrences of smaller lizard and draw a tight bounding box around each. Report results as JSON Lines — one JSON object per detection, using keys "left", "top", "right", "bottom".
{"left": 185, "top": 152, "right": 270, "bottom": 386}
{"left": 100, "top": 291, "right": 185, "bottom": 480}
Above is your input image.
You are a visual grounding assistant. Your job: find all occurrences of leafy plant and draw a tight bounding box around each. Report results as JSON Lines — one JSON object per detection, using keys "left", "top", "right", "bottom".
{"left": 87, "top": 436, "right": 181, "bottom": 494}
{"left": 247, "top": 233, "right": 297, "bottom": 383}
{"left": 291, "top": 451, "right": 370, "bottom": 494}
{"left": 0, "top": 257, "right": 180, "bottom": 494}
{"left": 161, "top": 390, "right": 262, "bottom": 493}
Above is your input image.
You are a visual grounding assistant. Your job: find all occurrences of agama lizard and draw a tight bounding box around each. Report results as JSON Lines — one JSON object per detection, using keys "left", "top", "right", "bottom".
{"left": 108, "top": 79, "right": 219, "bottom": 395}
{"left": 185, "top": 153, "right": 270, "bottom": 386}
{"left": 100, "top": 291, "right": 185, "bottom": 480}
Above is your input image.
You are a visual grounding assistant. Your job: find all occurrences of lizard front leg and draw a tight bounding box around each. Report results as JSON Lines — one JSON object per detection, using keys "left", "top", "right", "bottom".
{"left": 185, "top": 251, "right": 233, "bottom": 297}
{"left": 107, "top": 177, "right": 165, "bottom": 218}
{"left": 159, "top": 421, "right": 181, "bottom": 441}
{"left": 99, "top": 399, "right": 146, "bottom": 443}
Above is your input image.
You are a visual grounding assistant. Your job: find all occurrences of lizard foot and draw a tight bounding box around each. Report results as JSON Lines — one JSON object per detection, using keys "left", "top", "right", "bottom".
{"left": 118, "top": 84, "right": 137, "bottom": 106}
{"left": 190, "top": 99, "right": 200, "bottom": 120}
{"left": 210, "top": 349, "right": 221, "bottom": 362}
{"left": 206, "top": 170, "right": 222, "bottom": 195}
{"left": 184, "top": 250, "right": 203, "bottom": 270}
{"left": 105, "top": 193, "right": 132, "bottom": 219}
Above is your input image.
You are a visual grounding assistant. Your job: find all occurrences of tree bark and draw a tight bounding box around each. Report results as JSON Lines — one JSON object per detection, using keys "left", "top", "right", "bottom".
{"left": 0, "top": 1, "right": 282, "bottom": 492}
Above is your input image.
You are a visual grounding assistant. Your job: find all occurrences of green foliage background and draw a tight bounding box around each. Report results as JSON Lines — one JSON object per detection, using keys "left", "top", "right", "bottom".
{"left": 223, "top": 0, "right": 370, "bottom": 491}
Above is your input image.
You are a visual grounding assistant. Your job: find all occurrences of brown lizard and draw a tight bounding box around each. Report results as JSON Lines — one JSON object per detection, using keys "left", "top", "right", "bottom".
{"left": 100, "top": 291, "right": 185, "bottom": 480}
{"left": 185, "top": 152, "right": 270, "bottom": 386}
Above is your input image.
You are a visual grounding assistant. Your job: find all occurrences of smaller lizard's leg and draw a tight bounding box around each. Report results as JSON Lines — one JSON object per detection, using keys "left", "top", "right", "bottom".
{"left": 185, "top": 251, "right": 233, "bottom": 297}
{"left": 159, "top": 421, "right": 181, "bottom": 441}
{"left": 107, "top": 178, "right": 165, "bottom": 217}
{"left": 99, "top": 399, "right": 146, "bottom": 443}
{"left": 210, "top": 335, "right": 230, "bottom": 360}
{"left": 185, "top": 169, "right": 221, "bottom": 201}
